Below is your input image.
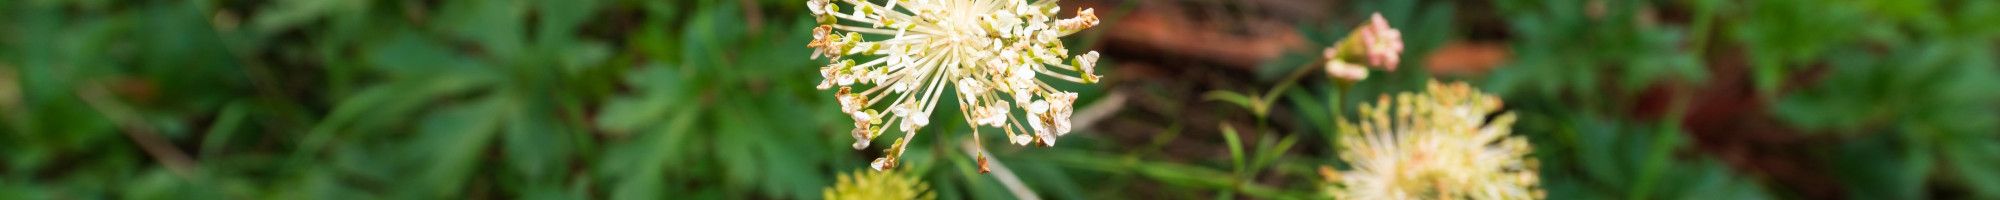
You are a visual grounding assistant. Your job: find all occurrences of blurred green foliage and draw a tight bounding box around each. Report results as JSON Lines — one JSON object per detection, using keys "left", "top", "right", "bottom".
{"left": 0, "top": 0, "right": 1120, "bottom": 199}
{"left": 0, "top": 0, "right": 847, "bottom": 198}
{"left": 1480, "top": 0, "right": 2000, "bottom": 199}
{"left": 3, "top": 0, "right": 1998, "bottom": 199}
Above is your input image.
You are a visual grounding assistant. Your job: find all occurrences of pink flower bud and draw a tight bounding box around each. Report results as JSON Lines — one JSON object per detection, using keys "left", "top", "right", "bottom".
{"left": 1359, "top": 13, "right": 1404, "bottom": 70}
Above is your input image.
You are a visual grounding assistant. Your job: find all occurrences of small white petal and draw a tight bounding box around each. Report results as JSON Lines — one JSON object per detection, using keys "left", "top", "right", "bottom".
{"left": 1027, "top": 100, "right": 1049, "bottom": 113}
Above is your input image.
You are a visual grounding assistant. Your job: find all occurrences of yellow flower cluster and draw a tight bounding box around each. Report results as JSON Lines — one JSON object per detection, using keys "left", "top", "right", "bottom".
{"left": 1325, "top": 80, "right": 1543, "bottom": 200}
{"left": 823, "top": 170, "right": 934, "bottom": 200}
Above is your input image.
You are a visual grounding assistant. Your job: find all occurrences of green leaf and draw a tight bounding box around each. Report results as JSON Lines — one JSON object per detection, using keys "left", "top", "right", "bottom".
{"left": 436, "top": 0, "right": 527, "bottom": 56}
{"left": 503, "top": 100, "right": 572, "bottom": 183}
{"left": 603, "top": 106, "right": 699, "bottom": 200}
{"left": 412, "top": 97, "right": 508, "bottom": 198}
{"left": 1249, "top": 134, "right": 1297, "bottom": 173}
{"left": 1203, "top": 91, "right": 1261, "bottom": 116}
{"left": 1943, "top": 139, "right": 2000, "bottom": 199}
{"left": 299, "top": 74, "right": 489, "bottom": 156}
{"left": 249, "top": 0, "right": 365, "bottom": 33}
{"left": 365, "top": 32, "right": 496, "bottom": 78}
{"left": 594, "top": 64, "right": 687, "bottom": 133}
{"left": 1220, "top": 123, "right": 1245, "bottom": 174}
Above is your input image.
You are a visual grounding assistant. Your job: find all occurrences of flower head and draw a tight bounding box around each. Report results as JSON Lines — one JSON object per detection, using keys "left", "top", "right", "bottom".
{"left": 1325, "top": 80, "right": 1542, "bottom": 200}
{"left": 1323, "top": 12, "right": 1404, "bottom": 82}
{"left": 1356, "top": 13, "right": 1404, "bottom": 68}
{"left": 824, "top": 170, "right": 934, "bottom": 200}
{"left": 809, "top": 0, "right": 1104, "bottom": 171}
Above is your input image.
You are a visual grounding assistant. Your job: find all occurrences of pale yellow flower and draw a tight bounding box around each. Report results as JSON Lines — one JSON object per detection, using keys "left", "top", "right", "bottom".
{"left": 824, "top": 170, "right": 934, "bottom": 200}
{"left": 1326, "top": 80, "right": 1543, "bottom": 200}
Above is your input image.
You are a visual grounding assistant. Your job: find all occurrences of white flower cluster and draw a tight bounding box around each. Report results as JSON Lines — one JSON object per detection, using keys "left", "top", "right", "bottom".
{"left": 1326, "top": 80, "right": 1543, "bottom": 200}
{"left": 808, "top": 0, "right": 1102, "bottom": 171}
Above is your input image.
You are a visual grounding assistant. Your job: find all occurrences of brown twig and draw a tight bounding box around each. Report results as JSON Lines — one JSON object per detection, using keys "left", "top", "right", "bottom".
{"left": 738, "top": 0, "right": 765, "bottom": 33}
{"left": 78, "top": 82, "right": 197, "bottom": 178}
{"left": 1070, "top": 90, "right": 1129, "bottom": 131}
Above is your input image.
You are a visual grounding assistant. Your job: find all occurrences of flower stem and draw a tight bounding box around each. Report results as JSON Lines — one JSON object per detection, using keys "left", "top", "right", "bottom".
{"left": 1261, "top": 63, "right": 1321, "bottom": 103}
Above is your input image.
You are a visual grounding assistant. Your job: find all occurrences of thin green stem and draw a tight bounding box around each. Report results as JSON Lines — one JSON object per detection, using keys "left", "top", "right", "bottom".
{"left": 1253, "top": 62, "right": 1321, "bottom": 134}
{"left": 1262, "top": 63, "right": 1321, "bottom": 103}
{"left": 1632, "top": 84, "right": 1695, "bottom": 200}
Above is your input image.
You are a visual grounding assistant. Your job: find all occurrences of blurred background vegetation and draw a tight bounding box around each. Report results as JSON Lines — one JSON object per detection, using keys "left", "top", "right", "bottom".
{"left": 3, "top": 0, "right": 1998, "bottom": 199}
